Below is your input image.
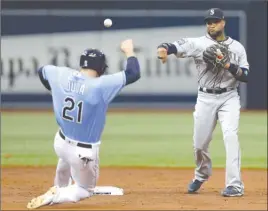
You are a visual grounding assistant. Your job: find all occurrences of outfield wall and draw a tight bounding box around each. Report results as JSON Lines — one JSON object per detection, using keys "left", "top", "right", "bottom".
{"left": 1, "top": 0, "right": 267, "bottom": 110}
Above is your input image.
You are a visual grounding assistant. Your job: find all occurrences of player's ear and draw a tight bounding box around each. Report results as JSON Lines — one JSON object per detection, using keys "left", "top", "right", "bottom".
{"left": 222, "top": 20, "right": 226, "bottom": 27}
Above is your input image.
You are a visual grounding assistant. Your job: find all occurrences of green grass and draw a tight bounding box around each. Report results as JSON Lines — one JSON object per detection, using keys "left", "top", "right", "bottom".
{"left": 1, "top": 111, "right": 267, "bottom": 168}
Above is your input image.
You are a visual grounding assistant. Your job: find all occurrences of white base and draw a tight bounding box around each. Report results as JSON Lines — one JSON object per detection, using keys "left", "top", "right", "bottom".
{"left": 68, "top": 178, "right": 123, "bottom": 195}
{"left": 93, "top": 186, "right": 124, "bottom": 195}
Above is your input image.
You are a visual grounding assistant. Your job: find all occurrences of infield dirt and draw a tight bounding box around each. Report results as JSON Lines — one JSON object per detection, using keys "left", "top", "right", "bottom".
{"left": 1, "top": 167, "right": 267, "bottom": 210}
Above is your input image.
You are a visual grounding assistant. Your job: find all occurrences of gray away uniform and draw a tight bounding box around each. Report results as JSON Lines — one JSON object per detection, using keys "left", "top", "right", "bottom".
{"left": 173, "top": 34, "right": 249, "bottom": 191}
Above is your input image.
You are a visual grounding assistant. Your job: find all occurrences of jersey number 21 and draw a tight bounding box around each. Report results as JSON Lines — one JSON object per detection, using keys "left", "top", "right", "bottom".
{"left": 62, "top": 97, "right": 83, "bottom": 123}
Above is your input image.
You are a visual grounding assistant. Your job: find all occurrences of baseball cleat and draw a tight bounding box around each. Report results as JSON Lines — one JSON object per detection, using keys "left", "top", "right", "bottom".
{"left": 221, "top": 186, "right": 244, "bottom": 197}
{"left": 188, "top": 179, "right": 203, "bottom": 194}
{"left": 27, "top": 186, "right": 57, "bottom": 209}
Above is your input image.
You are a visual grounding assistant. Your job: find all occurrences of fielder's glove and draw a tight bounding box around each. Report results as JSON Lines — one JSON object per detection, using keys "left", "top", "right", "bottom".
{"left": 203, "top": 44, "right": 230, "bottom": 69}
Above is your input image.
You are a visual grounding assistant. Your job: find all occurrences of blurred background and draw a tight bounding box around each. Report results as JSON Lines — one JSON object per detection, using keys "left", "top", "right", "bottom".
{"left": 1, "top": 0, "right": 267, "bottom": 169}
{"left": 1, "top": 0, "right": 267, "bottom": 110}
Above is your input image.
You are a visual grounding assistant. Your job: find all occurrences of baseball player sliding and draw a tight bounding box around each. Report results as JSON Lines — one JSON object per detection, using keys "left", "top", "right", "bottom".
{"left": 157, "top": 8, "right": 249, "bottom": 197}
{"left": 27, "top": 39, "right": 140, "bottom": 209}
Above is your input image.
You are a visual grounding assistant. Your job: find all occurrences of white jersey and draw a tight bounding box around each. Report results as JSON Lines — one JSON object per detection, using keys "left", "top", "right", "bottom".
{"left": 173, "top": 34, "right": 249, "bottom": 89}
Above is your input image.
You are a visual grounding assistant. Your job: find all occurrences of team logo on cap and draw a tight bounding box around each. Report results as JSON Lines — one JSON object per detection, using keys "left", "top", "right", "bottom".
{"left": 88, "top": 53, "right": 96, "bottom": 57}
{"left": 210, "top": 9, "right": 214, "bottom": 15}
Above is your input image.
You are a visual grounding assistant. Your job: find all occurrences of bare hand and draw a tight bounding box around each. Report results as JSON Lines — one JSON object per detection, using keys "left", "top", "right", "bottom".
{"left": 121, "top": 39, "right": 135, "bottom": 57}
{"left": 157, "top": 47, "right": 168, "bottom": 64}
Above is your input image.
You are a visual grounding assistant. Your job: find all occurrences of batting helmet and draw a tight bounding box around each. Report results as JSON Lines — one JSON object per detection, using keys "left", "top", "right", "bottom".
{"left": 79, "top": 48, "right": 108, "bottom": 76}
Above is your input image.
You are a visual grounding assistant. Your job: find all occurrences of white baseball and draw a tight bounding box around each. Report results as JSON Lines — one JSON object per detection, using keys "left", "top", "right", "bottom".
{"left": 216, "top": 49, "right": 222, "bottom": 55}
{"left": 104, "top": 18, "right": 112, "bottom": 28}
{"left": 216, "top": 49, "right": 223, "bottom": 58}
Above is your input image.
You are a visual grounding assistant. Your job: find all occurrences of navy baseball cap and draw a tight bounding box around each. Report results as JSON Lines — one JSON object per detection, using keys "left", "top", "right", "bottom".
{"left": 204, "top": 8, "right": 225, "bottom": 22}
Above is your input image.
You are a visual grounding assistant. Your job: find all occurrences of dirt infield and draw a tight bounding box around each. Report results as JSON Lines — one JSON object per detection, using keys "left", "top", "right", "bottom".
{"left": 1, "top": 167, "right": 267, "bottom": 210}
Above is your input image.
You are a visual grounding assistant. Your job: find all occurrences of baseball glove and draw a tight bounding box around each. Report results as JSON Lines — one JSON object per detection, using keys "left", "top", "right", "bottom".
{"left": 203, "top": 44, "right": 230, "bottom": 69}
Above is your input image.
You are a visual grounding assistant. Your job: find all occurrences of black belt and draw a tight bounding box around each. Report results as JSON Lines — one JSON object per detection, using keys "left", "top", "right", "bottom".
{"left": 199, "top": 87, "right": 234, "bottom": 94}
{"left": 59, "top": 130, "right": 92, "bottom": 149}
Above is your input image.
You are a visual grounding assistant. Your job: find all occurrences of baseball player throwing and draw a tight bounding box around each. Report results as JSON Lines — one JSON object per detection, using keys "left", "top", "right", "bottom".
{"left": 157, "top": 8, "right": 249, "bottom": 197}
{"left": 27, "top": 39, "right": 140, "bottom": 209}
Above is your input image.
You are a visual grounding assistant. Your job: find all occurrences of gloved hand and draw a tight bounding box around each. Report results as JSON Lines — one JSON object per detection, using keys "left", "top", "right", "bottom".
{"left": 203, "top": 43, "right": 230, "bottom": 69}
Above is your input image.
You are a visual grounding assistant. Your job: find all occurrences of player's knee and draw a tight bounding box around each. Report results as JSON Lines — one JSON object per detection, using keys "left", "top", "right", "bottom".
{"left": 70, "top": 185, "right": 91, "bottom": 202}
{"left": 69, "top": 194, "right": 80, "bottom": 203}
{"left": 224, "top": 130, "right": 238, "bottom": 140}
{"left": 193, "top": 136, "right": 211, "bottom": 150}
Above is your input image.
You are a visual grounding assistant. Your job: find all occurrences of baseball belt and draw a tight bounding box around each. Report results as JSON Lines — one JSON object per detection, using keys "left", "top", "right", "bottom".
{"left": 199, "top": 87, "right": 235, "bottom": 94}
{"left": 59, "top": 130, "right": 92, "bottom": 149}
